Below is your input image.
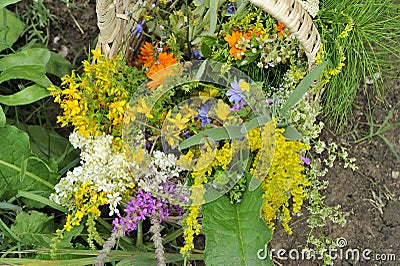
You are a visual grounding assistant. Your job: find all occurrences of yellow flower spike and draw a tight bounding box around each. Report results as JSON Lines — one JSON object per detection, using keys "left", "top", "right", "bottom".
{"left": 177, "top": 150, "right": 194, "bottom": 170}
{"left": 64, "top": 214, "right": 73, "bottom": 232}
{"left": 260, "top": 128, "right": 309, "bottom": 234}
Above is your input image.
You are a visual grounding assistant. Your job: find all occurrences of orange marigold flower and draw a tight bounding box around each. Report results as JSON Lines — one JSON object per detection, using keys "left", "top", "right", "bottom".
{"left": 137, "top": 42, "right": 155, "bottom": 67}
{"left": 147, "top": 52, "right": 177, "bottom": 77}
{"left": 225, "top": 31, "right": 252, "bottom": 60}
{"left": 147, "top": 64, "right": 182, "bottom": 90}
{"left": 276, "top": 21, "right": 289, "bottom": 37}
{"left": 136, "top": 42, "right": 178, "bottom": 89}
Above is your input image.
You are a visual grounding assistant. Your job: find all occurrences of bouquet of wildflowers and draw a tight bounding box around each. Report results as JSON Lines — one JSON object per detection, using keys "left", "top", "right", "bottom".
{"left": 48, "top": 0, "right": 362, "bottom": 265}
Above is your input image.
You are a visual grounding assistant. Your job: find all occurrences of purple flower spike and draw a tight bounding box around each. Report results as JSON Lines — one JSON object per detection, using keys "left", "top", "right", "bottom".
{"left": 300, "top": 155, "right": 311, "bottom": 166}
{"left": 113, "top": 189, "right": 169, "bottom": 235}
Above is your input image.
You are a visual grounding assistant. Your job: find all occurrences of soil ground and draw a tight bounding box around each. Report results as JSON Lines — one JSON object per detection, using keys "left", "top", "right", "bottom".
{"left": 10, "top": 0, "right": 400, "bottom": 265}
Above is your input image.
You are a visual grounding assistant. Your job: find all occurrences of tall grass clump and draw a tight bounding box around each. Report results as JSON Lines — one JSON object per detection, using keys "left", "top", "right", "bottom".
{"left": 317, "top": 0, "right": 400, "bottom": 130}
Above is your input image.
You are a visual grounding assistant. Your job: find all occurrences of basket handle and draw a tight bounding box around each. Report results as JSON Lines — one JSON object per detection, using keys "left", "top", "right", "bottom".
{"left": 96, "top": 0, "right": 144, "bottom": 59}
{"left": 249, "top": 0, "right": 321, "bottom": 67}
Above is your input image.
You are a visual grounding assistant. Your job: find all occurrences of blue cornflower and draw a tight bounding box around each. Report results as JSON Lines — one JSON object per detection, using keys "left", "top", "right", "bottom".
{"left": 195, "top": 103, "right": 211, "bottom": 127}
{"left": 191, "top": 49, "right": 203, "bottom": 59}
{"left": 227, "top": 79, "right": 246, "bottom": 104}
{"left": 131, "top": 20, "right": 145, "bottom": 38}
{"left": 227, "top": 3, "right": 235, "bottom": 15}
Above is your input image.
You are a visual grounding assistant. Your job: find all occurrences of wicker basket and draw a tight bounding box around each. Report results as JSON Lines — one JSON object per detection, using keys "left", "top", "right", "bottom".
{"left": 95, "top": 0, "right": 151, "bottom": 61}
{"left": 248, "top": 0, "right": 321, "bottom": 68}
{"left": 96, "top": 0, "right": 321, "bottom": 68}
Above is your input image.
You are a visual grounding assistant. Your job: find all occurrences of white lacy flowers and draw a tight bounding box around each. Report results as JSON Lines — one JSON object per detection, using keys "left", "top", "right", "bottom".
{"left": 136, "top": 150, "right": 184, "bottom": 193}
{"left": 51, "top": 132, "right": 139, "bottom": 216}
{"left": 51, "top": 132, "right": 184, "bottom": 216}
{"left": 297, "top": 0, "right": 319, "bottom": 18}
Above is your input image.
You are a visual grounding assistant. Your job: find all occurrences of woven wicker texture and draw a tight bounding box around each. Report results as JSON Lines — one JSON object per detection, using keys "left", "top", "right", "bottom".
{"left": 249, "top": 0, "right": 321, "bottom": 67}
{"left": 96, "top": 0, "right": 321, "bottom": 67}
{"left": 96, "top": 0, "right": 146, "bottom": 59}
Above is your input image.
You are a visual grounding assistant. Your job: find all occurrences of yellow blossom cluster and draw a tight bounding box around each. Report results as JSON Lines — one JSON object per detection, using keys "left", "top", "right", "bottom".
{"left": 260, "top": 128, "right": 310, "bottom": 234}
{"left": 63, "top": 181, "right": 107, "bottom": 232}
{"left": 48, "top": 49, "right": 144, "bottom": 147}
{"left": 179, "top": 141, "right": 233, "bottom": 255}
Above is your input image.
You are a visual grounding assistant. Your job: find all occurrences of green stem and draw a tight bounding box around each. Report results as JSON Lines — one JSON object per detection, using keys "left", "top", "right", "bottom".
{"left": 136, "top": 220, "right": 143, "bottom": 246}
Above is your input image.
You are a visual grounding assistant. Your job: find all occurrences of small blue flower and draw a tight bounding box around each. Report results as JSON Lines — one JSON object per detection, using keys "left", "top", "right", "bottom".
{"left": 195, "top": 103, "right": 211, "bottom": 127}
{"left": 131, "top": 20, "right": 145, "bottom": 38}
{"left": 227, "top": 3, "right": 235, "bottom": 15}
{"left": 227, "top": 79, "right": 246, "bottom": 104}
{"left": 191, "top": 49, "right": 203, "bottom": 59}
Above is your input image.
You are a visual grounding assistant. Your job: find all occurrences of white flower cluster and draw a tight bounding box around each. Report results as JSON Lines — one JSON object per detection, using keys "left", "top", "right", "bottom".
{"left": 136, "top": 150, "right": 184, "bottom": 193}
{"left": 50, "top": 132, "right": 139, "bottom": 216}
{"left": 297, "top": 0, "right": 319, "bottom": 18}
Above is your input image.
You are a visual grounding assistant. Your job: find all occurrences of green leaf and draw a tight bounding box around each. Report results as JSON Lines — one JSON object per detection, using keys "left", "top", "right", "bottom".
{"left": 17, "top": 191, "right": 67, "bottom": 213}
{"left": 0, "top": 65, "right": 52, "bottom": 87}
{"left": 179, "top": 115, "right": 271, "bottom": 150}
{"left": 0, "top": 84, "right": 50, "bottom": 106}
{"left": 0, "top": 217, "right": 22, "bottom": 242}
{"left": 0, "top": 48, "right": 51, "bottom": 72}
{"left": 203, "top": 176, "right": 273, "bottom": 266}
{"left": 0, "top": 202, "right": 22, "bottom": 212}
{"left": 179, "top": 125, "right": 244, "bottom": 150}
{"left": 0, "top": 9, "right": 24, "bottom": 52}
{"left": 46, "top": 51, "right": 72, "bottom": 77}
{"left": 280, "top": 61, "right": 328, "bottom": 115}
{"left": 0, "top": 0, "right": 22, "bottom": 9}
{"left": 207, "top": 0, "right": 219, "bottom": 36}
{"left": 200, "top": 42, "right": 212, "bottom": 58}
{"left": 0, "top": 105, "right": 5, "bottom": 124}
{"left": 10, "top": 210, "right": 54, "bottom": 248}
{"left": 0, "top": 125, "right": 59, "bottom": 208}
{"left": 25, "top": 125, "right": 77, "bottom": 161}
{"left": 282, "top": 125, "right": 302, "bottom": 140}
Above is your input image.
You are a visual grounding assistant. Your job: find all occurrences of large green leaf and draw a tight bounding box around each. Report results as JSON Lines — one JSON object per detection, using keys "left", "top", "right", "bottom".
{"left": 0, "top": 47, "right": 51, "bottom": 72}
{"left": 46, "top": 51, "right": 72, "bottom": 77}
{"left": 0, "top": 125, "right": 59, "bottom": 208}
{"left": 10, "top": 210, "right": 54, "bottom": 248}
{"left": 0, "top": 0, "right": 22, "bottom": 9}
{"left": 0, "top": 9, "right": 24, "bottom": 52}
{"left": 0, "top": 65, "right": 52, "bottom": 87}
{"left": 0, "top": 84, "right": 50, "bottom": 106}
{"left": 25, "top": 125, "right": 78, "bottom": 164}
{"left": 202, "top": 176, "right": 273, "bottom": 266}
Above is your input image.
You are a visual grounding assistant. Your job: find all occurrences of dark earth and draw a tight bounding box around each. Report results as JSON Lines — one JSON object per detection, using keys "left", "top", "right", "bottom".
{"left": 11, "top": 0, "right": 400, "bottom": 265}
